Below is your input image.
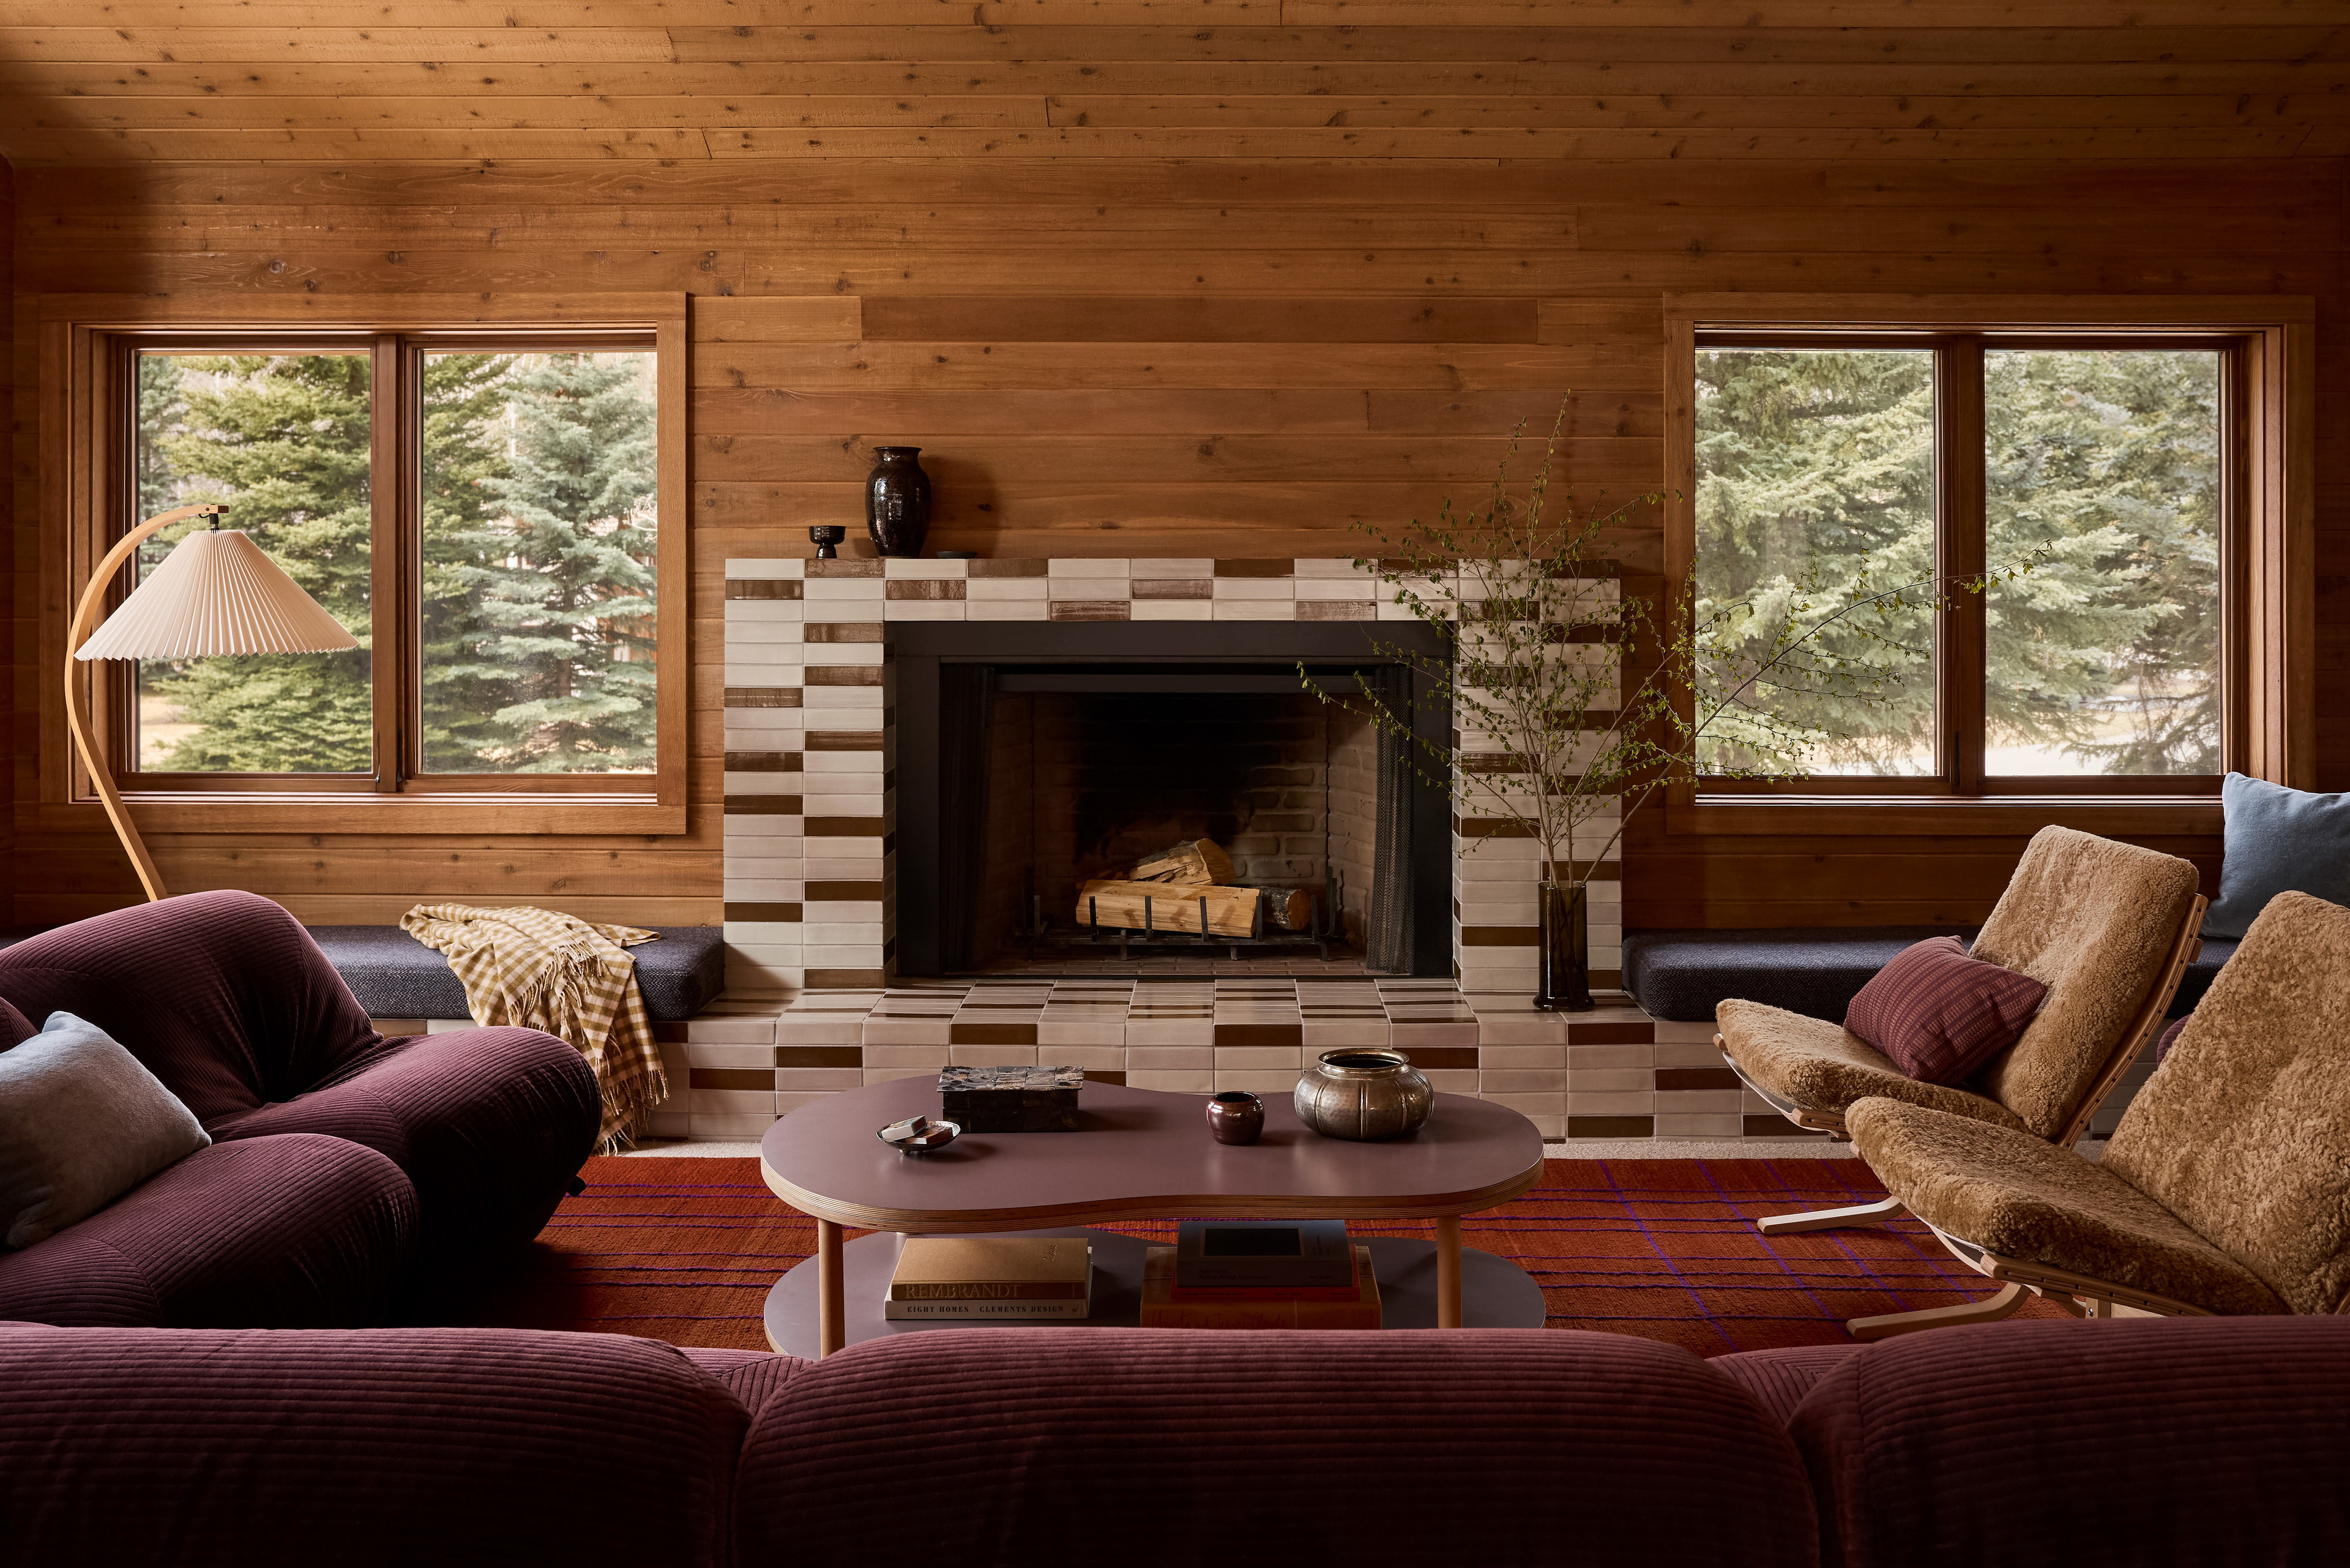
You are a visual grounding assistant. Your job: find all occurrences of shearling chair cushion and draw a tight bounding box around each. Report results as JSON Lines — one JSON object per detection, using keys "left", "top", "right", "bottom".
{"left": 1845, "top": 888, "right": 2350, "bottom": 1320}
{"left": 1716, "top": 1001, "right": 2031, "bottom": 1132}
{"left": 1967, "top": 825, "right": 2199, "bottom": 1138}
{"left": 1846, "top": 1095, "right": 2287, "bottom": 1317}
{"left": 1720, "top": 826, "right": 2196, "bottom": 1138}
{"left": 2100, "top": 889, "right": 2350, "bottom": 1316}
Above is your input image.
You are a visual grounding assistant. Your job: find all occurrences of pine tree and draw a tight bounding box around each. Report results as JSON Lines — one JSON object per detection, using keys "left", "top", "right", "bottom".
{"left": 430, "top": 353, "right": 658, "bottom": 772}
{"left": 1694, "top": 346, "right": 2220, "bottom": 777}
{"left": 145, "top": 353, "right": 375, "bottom": 773}
{"left": 1983, "top": 349, "right": 2220, "bottom": 774}
{"left": 135, "top": 356, "right": 188, "bottom": 521}
{"left": 416, "top": 351, "right": 526, "bottom": 768}
{"left": 1693, "top": 348, "right": 1939, "bottom": 774}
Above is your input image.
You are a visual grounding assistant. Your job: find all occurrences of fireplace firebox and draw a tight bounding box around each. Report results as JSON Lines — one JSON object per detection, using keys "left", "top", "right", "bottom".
{"left": 893, "top": 622, "right": 1452, "bottom": 977}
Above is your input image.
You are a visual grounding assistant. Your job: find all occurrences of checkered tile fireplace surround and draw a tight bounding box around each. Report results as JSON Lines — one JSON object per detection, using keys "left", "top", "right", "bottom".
{"left": 699, "top": 554, "right": 1794, "bottom": 1145}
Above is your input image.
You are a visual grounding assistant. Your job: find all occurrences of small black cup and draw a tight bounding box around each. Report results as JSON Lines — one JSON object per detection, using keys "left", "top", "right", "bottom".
{"left": 1206, "top": 1090, "right": 1266, "bottom": 1146}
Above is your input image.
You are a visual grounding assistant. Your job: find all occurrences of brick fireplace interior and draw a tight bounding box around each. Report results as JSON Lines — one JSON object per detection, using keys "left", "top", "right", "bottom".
{"left": 974, "top": 680, "right": 1379, "bottom": 973}
{"left": 892, "top": 621, "right": 1454, "bottom": 979}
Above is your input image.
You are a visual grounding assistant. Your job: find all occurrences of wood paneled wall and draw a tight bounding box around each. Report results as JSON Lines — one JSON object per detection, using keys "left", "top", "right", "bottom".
{"left": 6, "top": 14, "right": 2345, "bottom": 933}
{"left": 0, "top": 155, "right": 13, "bottom": 924}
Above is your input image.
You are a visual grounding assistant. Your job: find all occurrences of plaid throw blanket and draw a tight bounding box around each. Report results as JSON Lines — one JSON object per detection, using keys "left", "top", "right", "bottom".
{"left": 399, "top": 903, "right": 669, "bottom": 1150}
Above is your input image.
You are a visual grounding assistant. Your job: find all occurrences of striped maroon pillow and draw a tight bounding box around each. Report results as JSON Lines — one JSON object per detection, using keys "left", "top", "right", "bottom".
{"left": 1844, "top": 936, "right": 2048, "bottom": 1085}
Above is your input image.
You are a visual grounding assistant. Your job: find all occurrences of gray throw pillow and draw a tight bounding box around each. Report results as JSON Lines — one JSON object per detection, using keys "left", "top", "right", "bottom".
{"left": 2205, "top": 772, "right": 2350, "bottom": 939}
{"left": 0, "top": 1012, "right": 212, "bottom": 1249}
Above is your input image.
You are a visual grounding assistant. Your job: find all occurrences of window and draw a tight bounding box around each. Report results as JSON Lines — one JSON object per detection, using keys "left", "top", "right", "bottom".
{"left": 1687, "top": 327, "right": 2237, "bottom": 798}
{"left": 104, "top": 327, "right": 675, "bottom": 812}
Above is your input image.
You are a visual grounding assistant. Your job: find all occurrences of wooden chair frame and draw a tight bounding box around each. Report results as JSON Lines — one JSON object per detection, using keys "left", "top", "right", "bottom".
{"left": 1847, "top": 1220, "right": 2217, "bottom": 1340}
{"left": 1720, "top": 894, "right": 2208, "bottom": 1237}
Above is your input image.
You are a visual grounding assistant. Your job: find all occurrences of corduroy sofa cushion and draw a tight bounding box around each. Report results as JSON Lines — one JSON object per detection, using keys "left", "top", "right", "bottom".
{"left": 1789, "top": 1318, "right": 2350, "bottom": 1568}
{"left": 0, "top": 892, "right": 382, "bottom": 1124}
{"left": 0, "top": 1324, "right": 748, "bottom": 1568}
{"left": 736, "top": 1327, "right": 1818, "bottom": 1568}
{"left": 1845, "top": 937, "right": 2048, "bottom": 1085}
{"left": 0, "top": 1133, "right": 417, "bottom": 1326}
{"left": 209, "top": 1024, "right": 600, "bottom": 1274}
{"left": 1711, "top": 1342, "right": 1865, "bottom": 1427}
{"left": 0, "top": 892, "right": 601, "bottom": 1275}
{"left": 679, "top": 1346, "right": 811, "bottom": 1418}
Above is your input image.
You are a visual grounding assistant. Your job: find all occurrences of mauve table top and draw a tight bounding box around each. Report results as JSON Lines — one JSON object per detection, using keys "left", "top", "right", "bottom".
{"left": 759, "top": 1078, "right": 1545, "bottom": 1231}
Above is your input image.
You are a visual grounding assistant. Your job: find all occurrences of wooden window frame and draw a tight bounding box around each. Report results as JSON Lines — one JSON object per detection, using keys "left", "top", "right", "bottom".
{"left": 43, "top": 294, "right": 689, "bottom": 835}
{"left": 1660, "top": 294, "right": 2315, "bottom": 838}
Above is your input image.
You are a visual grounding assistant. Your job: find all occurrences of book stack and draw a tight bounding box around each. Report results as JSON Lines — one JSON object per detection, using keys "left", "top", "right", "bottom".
{"left": 884, "top": 1236, "right": 1094, "bottom": 1321}
{"left": 1140, "top": 1220, "right": 1381, "bottom": 1330}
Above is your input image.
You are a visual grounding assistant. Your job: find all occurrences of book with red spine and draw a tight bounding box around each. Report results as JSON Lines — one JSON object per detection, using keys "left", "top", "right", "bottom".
{"left": 1166, "top": 1246, "right": 1363, "bottom": 1302}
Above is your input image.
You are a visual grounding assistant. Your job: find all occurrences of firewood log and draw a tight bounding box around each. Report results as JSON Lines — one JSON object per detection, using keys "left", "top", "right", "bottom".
{"left": 1262, "top": 887, "right": 1314, "bottom": 930}
{"left": 1127, "top": 838, "right": 1234, "bottom": 886}
{"left": 1076, "top": 879, "right": 1259, "bottom": 938}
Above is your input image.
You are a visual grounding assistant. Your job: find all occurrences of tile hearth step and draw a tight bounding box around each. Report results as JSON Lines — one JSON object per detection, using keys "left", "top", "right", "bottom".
{"left": 617, "top": 980, "right": 1830, "bottom": 1147}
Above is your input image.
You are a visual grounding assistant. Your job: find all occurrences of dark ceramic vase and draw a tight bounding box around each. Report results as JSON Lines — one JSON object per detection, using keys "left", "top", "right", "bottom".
{"left": 1534, "top": 881, "right": 1595, "bottom": 1012}
{"left": 865, "top": 446, "right": 932, "bottom": 558}
{"left": 1206, "top": 1091, "right": 1265, "bottom": 1146}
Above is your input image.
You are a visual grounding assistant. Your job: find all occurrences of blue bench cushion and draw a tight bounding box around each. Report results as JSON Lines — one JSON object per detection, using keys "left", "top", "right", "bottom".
{"left": 1624, "top": 926, "right": 2231, "bottom": 1025}
{"left": 305, "top": 926, "right": 726, "bottom": 1023}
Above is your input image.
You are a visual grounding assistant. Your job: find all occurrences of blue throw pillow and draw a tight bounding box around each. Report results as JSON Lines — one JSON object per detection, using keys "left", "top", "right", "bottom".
{"left": 0, "top": 1012, "right": 211, "bottom": 1249}
{"left": 2204, "top": 772, "right": 2350, "bottom": 939}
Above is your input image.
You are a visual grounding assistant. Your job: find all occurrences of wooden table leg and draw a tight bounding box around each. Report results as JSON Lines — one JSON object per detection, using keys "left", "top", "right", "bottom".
{"left": 816, "top": 1219, "right": 845, "bottom": 1357}
{"left": 1436, "top": 1214, "right": 1463, "bottom": 1329}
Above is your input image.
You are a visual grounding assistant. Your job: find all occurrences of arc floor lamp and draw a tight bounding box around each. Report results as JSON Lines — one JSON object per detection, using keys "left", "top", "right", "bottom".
{"left": 67, "top": 502, "right": 359, "bottom": 902}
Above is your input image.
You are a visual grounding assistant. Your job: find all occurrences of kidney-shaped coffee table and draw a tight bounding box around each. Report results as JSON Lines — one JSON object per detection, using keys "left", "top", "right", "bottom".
{"left": 758, "top": 1077, "right": 1546, "bottom": 1356}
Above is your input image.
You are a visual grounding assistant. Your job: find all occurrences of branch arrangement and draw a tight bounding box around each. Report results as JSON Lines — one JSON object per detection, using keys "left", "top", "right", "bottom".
{"left": 1304, "top": 405, "right": 2039, "bottom": 891}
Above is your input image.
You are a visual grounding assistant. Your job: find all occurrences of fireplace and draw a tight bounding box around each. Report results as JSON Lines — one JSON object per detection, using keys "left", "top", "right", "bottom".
{"left": 893, "top": 622, "right": 1453, "bottom": 977}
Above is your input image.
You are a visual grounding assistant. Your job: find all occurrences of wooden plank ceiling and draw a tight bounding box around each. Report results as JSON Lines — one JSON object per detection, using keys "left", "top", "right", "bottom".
{"left": 0, "top": 2, "right": 2346, "bottom": 165}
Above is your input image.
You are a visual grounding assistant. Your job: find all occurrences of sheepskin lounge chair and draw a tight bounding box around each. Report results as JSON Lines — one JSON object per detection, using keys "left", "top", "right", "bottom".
{"left": 1716, "top": 826, "right": 2205, "bottom": 1236}
{"left": 1839, "top": 888, "right": 2350, "bottom": 1338}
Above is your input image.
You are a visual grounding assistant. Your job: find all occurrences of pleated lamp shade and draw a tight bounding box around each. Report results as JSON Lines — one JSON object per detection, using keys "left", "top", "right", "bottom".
{"left": 75, "top": 529, "right": 358, "bottom": 661}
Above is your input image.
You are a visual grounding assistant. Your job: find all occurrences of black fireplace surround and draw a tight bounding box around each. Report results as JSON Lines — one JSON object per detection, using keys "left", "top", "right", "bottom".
{"left": 893, "top": 621, "right": 1453, "bottom": 976}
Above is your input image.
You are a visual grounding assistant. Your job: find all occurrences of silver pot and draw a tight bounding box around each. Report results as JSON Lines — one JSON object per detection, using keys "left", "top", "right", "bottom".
{"left": 1293, "top": 1048, "right": 1433, "bottom": 1141}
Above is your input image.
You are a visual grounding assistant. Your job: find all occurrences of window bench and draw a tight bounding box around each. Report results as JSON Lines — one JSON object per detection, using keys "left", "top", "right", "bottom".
{"left": 0, "top": 924, "right": 726, "bottom": 1024}
{"left": 1622, "top": 926, "right": 2232, "bottom": 1025}
{"left": 305, "top": 926, "right": 727, "bottom": 1023}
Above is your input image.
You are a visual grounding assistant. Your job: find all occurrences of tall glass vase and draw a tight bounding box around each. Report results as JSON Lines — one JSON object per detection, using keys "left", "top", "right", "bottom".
{"left": 1534, "top": 881, "right": 1595, "bottom": 1012}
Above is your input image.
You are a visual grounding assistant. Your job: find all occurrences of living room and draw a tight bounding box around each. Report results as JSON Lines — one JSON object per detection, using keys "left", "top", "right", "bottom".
{"left": 2, "top": 7, "right": 2347, "bottom": 1565}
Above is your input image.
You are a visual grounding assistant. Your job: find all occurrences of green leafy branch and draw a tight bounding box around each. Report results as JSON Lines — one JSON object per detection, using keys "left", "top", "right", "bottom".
{"left": 1302, "top": 400, "right": 2040, "bottom": 890}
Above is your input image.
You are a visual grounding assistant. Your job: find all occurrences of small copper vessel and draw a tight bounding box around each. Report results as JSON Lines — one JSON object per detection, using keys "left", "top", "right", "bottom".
{"left": 1293, "top": 1048, "right": 1433, "bottom": 1141}
{"left": 1205, "top": 1091, "right": 1265, "bottom": 1146}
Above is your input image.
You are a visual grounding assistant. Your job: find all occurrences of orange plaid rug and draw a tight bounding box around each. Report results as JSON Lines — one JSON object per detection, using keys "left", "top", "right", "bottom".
{"left": 462, "top": 1155, "right": 2076, "bottom": 1356}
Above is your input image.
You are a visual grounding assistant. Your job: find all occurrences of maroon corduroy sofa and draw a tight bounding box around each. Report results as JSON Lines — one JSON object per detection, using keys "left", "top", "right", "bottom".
{"left": 4, "top": 1316, "right": 2346, "bottom": 1567}
{"left": 0, "top": 891, "right": 600, "bottom": 1327}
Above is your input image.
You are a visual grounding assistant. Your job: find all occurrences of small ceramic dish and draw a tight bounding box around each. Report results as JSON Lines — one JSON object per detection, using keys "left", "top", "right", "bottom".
{"left": 877, "top": 1114, "right": 962, "bottom": 1155}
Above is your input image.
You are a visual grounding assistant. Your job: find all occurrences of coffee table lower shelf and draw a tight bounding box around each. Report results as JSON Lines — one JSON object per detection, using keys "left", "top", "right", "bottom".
{"left": 762, "top": 1226, "right": 1546, "bottom": 1357}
